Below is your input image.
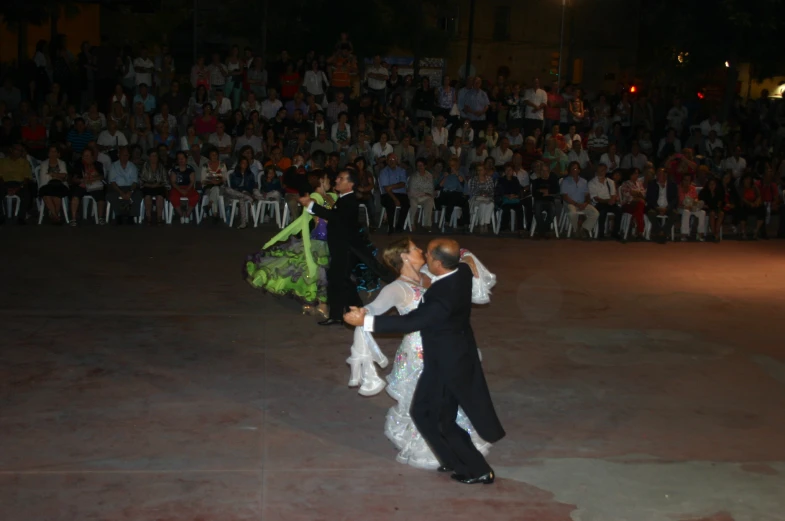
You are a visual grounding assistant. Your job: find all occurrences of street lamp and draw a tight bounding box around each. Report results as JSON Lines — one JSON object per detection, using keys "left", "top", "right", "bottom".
{"left": 557, "top": 0, "right": 566, "bottom": 91}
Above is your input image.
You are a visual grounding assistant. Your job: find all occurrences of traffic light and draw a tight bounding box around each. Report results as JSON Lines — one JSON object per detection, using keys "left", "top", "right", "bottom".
{"left": 550, "top": 52, "right": 559, "bottom": 76}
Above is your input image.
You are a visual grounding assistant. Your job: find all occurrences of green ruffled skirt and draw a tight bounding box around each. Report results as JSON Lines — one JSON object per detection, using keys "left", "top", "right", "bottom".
{"left": 244, "top": 237, "right": 329, "bottom": 305}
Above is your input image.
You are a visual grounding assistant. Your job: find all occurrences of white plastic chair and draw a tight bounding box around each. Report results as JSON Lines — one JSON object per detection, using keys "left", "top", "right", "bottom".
{"left": 439, "top": 206, "right": 463, "bottom": 232}
{"left": 196, "top": 193, "right": 227, "bottom": 224}
{"left": 403, "top": 205, "right": 439, "bottom": 231}
{"left": 377, "top": 206, "right": 400, "bottom": 230}
{"left": 559, "top": 206, "right": 595, "bottom": 238}
{"left": 358, "top": 203, "right": 370, "bottom": 228}
{"left": 254, "top": 199, "right": 282, "bottom": 227}
{"left": 644, "top": 214, "right": 675, "bottom": 241}
{"left": 281, "top": 202, "right": 302, "bottom": 227}
{"left": 4, "top": 195, "right": 21, "bottom": 219}
{"left": 228, "top": 199, "right": 253, "bottom": 227}
{"left": 468, "top": 205, "right": 499, "bottom": 234}
{"left": 529, "top": 210, "right": 560, "bottom": 238}
{"left": 81, "top": 195, "right": 104, "bottom": 223}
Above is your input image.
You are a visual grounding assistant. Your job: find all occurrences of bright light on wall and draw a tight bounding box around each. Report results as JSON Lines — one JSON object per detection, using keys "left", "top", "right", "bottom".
{"left": 725, "top": 61, "right": 730, "bottom": 68}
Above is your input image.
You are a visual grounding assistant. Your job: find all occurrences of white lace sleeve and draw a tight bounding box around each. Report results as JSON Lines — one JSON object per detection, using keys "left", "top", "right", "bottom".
{"left": 350, "top": 281, "right": 408, "bottom": 377}
{"left": 363, "top": 280, "right": 407, "bottom": 316}
{"left": 462, "top": 251, "right": 496, "bottom": 305}
{"left": 419, "top": 251, "right": 496, "bottom": 304}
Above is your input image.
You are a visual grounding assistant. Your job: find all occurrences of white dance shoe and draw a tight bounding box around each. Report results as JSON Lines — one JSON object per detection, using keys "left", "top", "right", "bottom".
{"left": 358, "top": 361, "right": 386, "bottom": 396}
{"left": 346, "top": 356, "right": 386, "bottom": 396}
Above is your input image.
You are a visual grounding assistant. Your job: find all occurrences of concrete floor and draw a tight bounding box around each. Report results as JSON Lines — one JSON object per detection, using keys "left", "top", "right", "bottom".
{"left": 1, "top": 225, "right": 785, "bottom": 521}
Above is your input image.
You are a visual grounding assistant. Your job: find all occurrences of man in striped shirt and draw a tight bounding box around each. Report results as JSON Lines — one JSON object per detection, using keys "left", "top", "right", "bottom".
{"left": 66, "top": 118, "right": 95, "bottom": 160}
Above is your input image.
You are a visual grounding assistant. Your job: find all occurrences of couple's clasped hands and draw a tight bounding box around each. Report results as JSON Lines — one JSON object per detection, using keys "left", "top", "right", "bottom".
{"left": 343, "top": 306, "right": 366, "bottom": 327}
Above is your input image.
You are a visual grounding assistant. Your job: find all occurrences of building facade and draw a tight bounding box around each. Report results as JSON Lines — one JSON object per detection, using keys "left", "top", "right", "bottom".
{"left": 445, "top": 0, "right": 641, "bottom": 92}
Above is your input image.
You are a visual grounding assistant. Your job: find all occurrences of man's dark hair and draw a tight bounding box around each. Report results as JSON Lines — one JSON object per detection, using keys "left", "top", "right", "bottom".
{"left": 431, "top": 243, "right": 460, "bottom": 269}
{"left": 74, "top": 117, "right": 85, "bottom": 125}
{"left": 328, "top": 151, "right": 340, "bottom": 161}
{"left": 310, "top": 150, "right": 326, "bottom": 168}
{"left": 341, "top": 168, "right": 358, "bottom": 187}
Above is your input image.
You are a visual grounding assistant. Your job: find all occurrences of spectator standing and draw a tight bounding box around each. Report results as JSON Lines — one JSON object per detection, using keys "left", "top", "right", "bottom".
{"left": 224, "top": 46, "right": 244, "bottom": 109}
{"left": 302, "top": 60, "right": 329, "bottom": 105}
{"left": 133, "top": 47, "right": 155, "bottom": 92}
{"left": 247, "top": 57, "right": 269, "bottom": 101}
{"left": 365, "top": 55, "right": 389, "bottom": 107}
{"left": 523, "top": 77, "right": 548, "bottom": 137}
{"left": 207, "top": 53, "right": 228, "bottom": 94}
{"left": 459, "top": 77, "right": 489, "bottom": 131}
{"left": 545, "top": 81, "right": 563, "bottom": 132}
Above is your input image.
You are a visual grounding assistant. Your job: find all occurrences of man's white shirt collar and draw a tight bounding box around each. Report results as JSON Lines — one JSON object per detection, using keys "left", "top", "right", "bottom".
{"left": 430, "top": 268, "right": 458, "bottom": 283}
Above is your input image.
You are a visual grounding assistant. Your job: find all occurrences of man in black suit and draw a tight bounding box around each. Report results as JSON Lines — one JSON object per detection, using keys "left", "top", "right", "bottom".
{"left": 646, "top": 167, "right": 679, "bottom": 243}
{"left": 300, "top": 169, "right": 390, "bottom": 325}
{"left": 344, "top": 239, "right": 505, "bottom": 484}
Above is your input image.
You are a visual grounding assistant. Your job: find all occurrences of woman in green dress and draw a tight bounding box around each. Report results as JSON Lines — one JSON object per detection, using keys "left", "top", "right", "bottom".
{"left": 245, "top": 171, "right": 335, "bottom": 318}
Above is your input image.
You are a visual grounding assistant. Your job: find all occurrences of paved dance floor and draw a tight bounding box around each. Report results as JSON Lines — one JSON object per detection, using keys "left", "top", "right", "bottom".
{"left": 1, "top": 225, "right": 784, "bottom": 521}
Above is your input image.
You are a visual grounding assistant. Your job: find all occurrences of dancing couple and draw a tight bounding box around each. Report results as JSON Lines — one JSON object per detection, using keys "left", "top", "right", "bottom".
{"left": 345, "top": 238, "right": 505, "bottom": 484}
{"left": 245, "top": 168, "right": 386, "bottom": 320}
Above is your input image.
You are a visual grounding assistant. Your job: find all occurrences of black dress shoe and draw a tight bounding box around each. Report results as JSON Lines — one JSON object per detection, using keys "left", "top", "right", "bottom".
{"left": 317, "top": 318, "right": 344, "bottom": 326}
{"left": 436, "top": 466, "right": 454, "bottom": 473}
{"left": 451, "top": 471, "right": 495, "bottom": 485}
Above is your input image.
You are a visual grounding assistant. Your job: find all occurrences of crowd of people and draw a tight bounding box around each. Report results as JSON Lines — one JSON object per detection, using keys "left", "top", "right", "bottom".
{"left": 1, "top": 33, "right": 784, "bottom": 241}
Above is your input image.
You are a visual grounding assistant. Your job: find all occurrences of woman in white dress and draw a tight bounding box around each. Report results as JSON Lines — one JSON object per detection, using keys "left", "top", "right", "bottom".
{"left": 347, "top": 238, "right": 497, "bottom": 469}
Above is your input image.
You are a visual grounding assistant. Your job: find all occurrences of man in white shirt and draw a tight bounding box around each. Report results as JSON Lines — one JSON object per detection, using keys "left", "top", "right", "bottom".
{"left": 241, "top": 92, "right": 261, "bottom": 119}
{"left": 722, "top": 145, "right": 747, "bottom": 179}
{"left": 261, "top": 89, "right": 283, "bottom": 121}
{"left": 208, "top": 122, "right": 233, "bottom": 163}
{"left": 188, "top": 143, "right": 208, "bottom": 174}
{"left": 700, "top": 114, "right": 722, "bottom": 137}
{"left": 507, "top": 126, "right": 524, "bottom": 150}
{"left": 620, "top": 141, "right": 647, "bottom": 171}
{"left": 212, "top": 90, "right": 233, "bottom": 121}
{"left": 490, "top": 137, "right": 513, "bottom": 167}
{"left": 153, "top": 104, "right": 178, "bottom": 137}
{"left": 97, "top": 120, "right": 128, "bottom": 154}
{"left": 704, "top": 130, "right": 724, "bottom": 156}
{"left": 588, "top": 164, "right": 621, "bottom": 240}
{"left": 567, "top": 139, "right": 591, "bottom": 171}
{"left": 235, "top": 122, "right": 263, "bottom": 157}
{"left": 431, "top": 115, "right": 449, "bottom": 151}
{"left": 133, "top": 47, "right": 154, "bottom": 89}
{"left": 666, "top": 96, "right": 688, "bottom": 137}
{"left": 364, "top": 55, "right": 389, "bottom": 106}
{"left": 522, "top": 77, "right": 547, "bottom": 138}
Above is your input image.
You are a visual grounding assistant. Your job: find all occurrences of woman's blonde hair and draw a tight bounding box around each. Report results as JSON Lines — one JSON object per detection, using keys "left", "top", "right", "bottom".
{"left": 382, "top": 237, "right": 412, "bottom": 274}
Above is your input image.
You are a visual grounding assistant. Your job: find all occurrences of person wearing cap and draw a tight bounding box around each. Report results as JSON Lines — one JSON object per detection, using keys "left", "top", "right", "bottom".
{"left": 378, "top": 153, "right": 410, "bottom": 234}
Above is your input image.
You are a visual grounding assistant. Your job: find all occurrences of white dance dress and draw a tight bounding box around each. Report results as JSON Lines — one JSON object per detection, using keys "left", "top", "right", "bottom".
{"left": 347, "top": 251, "right": 497, "bottom": 469}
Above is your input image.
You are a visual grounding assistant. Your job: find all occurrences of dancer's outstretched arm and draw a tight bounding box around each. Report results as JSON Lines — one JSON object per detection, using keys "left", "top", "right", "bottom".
{"left": 362, "top": 294, "right": 450, "bottom": 335}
